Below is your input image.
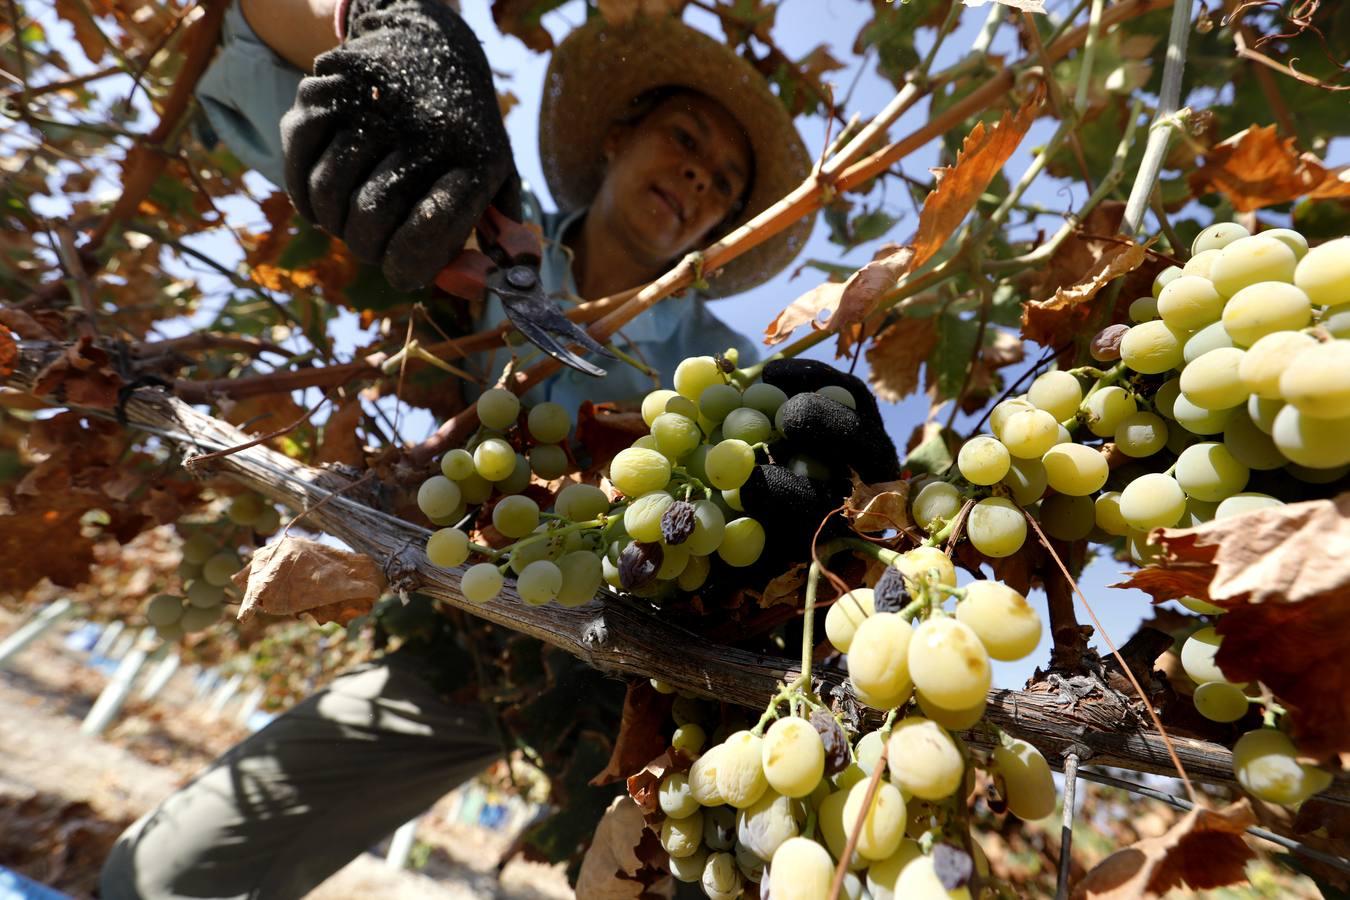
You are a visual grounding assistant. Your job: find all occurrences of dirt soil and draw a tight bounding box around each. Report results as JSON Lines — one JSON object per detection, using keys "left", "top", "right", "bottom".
{"left": 0, "top": 609, "right": 573, "bottom": 900}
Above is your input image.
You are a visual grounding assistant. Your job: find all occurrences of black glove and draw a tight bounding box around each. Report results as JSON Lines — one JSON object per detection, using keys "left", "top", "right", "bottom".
{"left": 280, "top": 0, "right": 520, "bottom": 291}
{"left": 739, "top": 359, "right": 900, "bottom": 561}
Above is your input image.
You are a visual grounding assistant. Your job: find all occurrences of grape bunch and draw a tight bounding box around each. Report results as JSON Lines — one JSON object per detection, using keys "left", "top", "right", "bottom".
{"left": 648, "top": 557, "right": 1054, "bottom": 899}
{"left": 420, "top": 353, "right": 868, "bottom": 608}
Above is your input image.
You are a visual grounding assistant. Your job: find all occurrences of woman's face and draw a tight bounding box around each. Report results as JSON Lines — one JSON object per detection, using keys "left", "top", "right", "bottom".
{"left": 590, "top": 93, "right": 753, "bottom": 268}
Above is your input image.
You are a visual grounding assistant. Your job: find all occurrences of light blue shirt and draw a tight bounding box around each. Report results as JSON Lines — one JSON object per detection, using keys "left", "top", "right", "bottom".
{"left": 194, "top": 0, "right": 758, "bottom": 414}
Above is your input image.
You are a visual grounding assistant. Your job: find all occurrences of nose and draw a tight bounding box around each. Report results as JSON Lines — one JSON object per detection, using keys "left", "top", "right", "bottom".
{"left": 682, "top": 161, "right": 709, "bottom": 193}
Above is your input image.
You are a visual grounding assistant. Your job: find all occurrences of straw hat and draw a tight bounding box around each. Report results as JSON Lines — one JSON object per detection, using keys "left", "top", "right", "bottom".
{"left": 538, "top": 14, "right": 815, "bottom": 297}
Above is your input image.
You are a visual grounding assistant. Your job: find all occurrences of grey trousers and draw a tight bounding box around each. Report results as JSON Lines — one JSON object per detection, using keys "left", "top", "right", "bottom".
{"left": 100, "top": 652, "right": 502, "bottom": 900}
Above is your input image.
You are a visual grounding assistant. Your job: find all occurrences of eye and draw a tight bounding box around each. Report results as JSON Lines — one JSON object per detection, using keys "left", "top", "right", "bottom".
{"left": 714, "top": 174, "right": 733, "bottom": 197}
{"left": 672, "top": 126, "right": 696, "bottom": 150}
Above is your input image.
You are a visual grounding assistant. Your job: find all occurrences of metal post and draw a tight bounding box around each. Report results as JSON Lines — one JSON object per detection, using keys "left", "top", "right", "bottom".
{"left": 107, "top": 629, "right": 138, "bottom": 661}
{"left": 90, "top": 620, "right": 125, "bottom": 659}
{"left": 206, "top": 673, "right": 244, "bottom": 719}
{"left": 139, "top": 649, "right": 181, "bottom": 701}
{"left": 385, "top": 817, "right": 420, "bottom": 870}
{"left": 194, "top": 667, "right": 220, "bottom": 700}
{"left": 81, "top": 634, "right": 159, "bottom": 736}
{"left": 235, "top": 686, "right": 265, "bottom": 726}
{"left": 0, "top": 599, "right": 74, "bottom": 669}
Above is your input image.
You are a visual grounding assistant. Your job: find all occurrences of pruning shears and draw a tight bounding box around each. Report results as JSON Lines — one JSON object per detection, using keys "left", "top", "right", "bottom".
{"left": 434, "top": 206, "right": 611, "bottom": 377}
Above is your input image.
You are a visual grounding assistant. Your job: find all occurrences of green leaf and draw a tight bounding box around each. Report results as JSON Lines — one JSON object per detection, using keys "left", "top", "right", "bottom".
{"left": 277, "top": 219, "right": 331, "bottom": 270}
{"left": 903, "top": 423, "right": 957, "bottom": 476}
{"left": 342, "top": 263, "right": 430, "bottom": 312}
{"left": 930, "top": 309, "right": 980, "bottom": 401}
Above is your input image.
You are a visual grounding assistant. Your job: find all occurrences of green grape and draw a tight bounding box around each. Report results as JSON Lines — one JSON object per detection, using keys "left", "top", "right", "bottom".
{"left": 912, "top": 688, "right": 985, "bottom": 732}
{"left": 656, "top": 542, "right": 690, "bottom": 580}
{"left": 1172, "top": 393, "right": 1236, "bottom": 435}
{"left": 1180, "top": 347, "right": 1248, "bottom": 410}
{"left": 1192, "top": 222, "right": 1250, "bottom": 254}
{"left": 762, "top": 717, "right": 826, "bottom": 799}
{"left": 623, "top": 492, "right": 674, "bottom": 542}
{"left": 146, "top": 593, "right": 184, "bottom": 626}
{"left": 816, "top": 384, "right": 857, "bottom": 409}
{"left": 1182, "top": 248, "right": 1220, "bottom": 279}
{"left": 661, "top": 808, "right": 704, "bottom": 858}
{"left": 1288, "top": 462, "right": 1350, "bottom": 482}
{"left": 1193, "top": 681, "right": 1249, "bottom": 723}
{"left": 722, "top": 408, "right": 772, "bottom": 445}
{"left": 856, "top": 731, "right": 885, "bottom": 776}
{"left": 1222, "top": 410, "right": 1285, "bottom": 470}
{"left": 1210, "top": 235, "right": 1298, "bottom": 297}
{"left": 988, "top": 398, "right": 1035, "bottom": 438}
{"left": 702, "top": 851, "right": 742, "bottom": 900}
{"left": 187, "top": 579, "right": 225, "bottom": 608}
{"left": 1038, "top": 493, "right": 1095, "bottom": 541}
{"left": 492, "top": 494, "right": 540, "bottom": 538}
{"left": 426, "top": 528, "right": 470, "bottom": 567}
{"left": 1180, "top": 626, "right": 1241, "bottom": 685}
{"left": 601, "top": 556, "right": 622, "bottom": 588}
{"left": 1093, "top": 491, "right": 1131, "bottom": 536}
{"left": 1177, "top": 595, "right": 1226, "bottom": 615}
{"left": 1129, "top": 296, "right": 1160, "bottom": 323}
{"left": 477, "top": 388, "right": 520, "bottom": 430}
{"left": 609, "top": 447, "right": 672, "bottom": 496}
{"left": 1027, "top": 370, "right": 1082, "bottom": 422}
{"left": 460, "top": 563, "right": 504, "bottom": 604}
{"left": 1260, "top": 227, "right": 1309, "bottom": 259}
{"left": 1082, "top": 386, "right": 1137, "bottom": 437}
{"left": 706, "top": 439, "right": 755, "bottom": 490}
{"left": 508, "top": 530, "right": 553, "bottom": 576}
{"left": 554, "top": 483, "right": 608, "bottom": 521}
{"left": 181, "top": 532, "right": 217, "bottom": 566}
{"left": 1181, "top": 496, "right": 1218, "bottom": 528}
{"left": 1128, "top": 530, "right": 1164, "bottom": 566}
{"left": 524, "top": 402, "right": 568, "bottom": 443}
{"left": 909, "top": 617, "right": 991, "bottom": 711}
{"left": 651, "top": 413, "right": 702, "bottom": 460}
{"left": 717, "top": 730, "right": 769, "bottom": 809}
{"left": 676, "top": 553, "right": 711, "bottom": 591}
{"left": 721, "top": 488, "right": 744, "bottom": 512}
{"left": 958, "top": 581, "right": 1041, "bottom": 661}
{"left": 674, "top": 355, "right": 725, "bottom": 401}
{"left": 1158, "top": 275, "right": 1223, "bottom": 331}
{"left": 1271, "top": 404, "right": 1350, "bottom": 468}
{"left": 1114, "top": 411, "right": 1168, "bottom": 457}
{"left": 1215, "top": 492, "right": 1283, "bottom": 519}
{"left": 1152, "top": 265, "right": 1183, "bottom": 298}
{"left": 455, "top": 472, "right": 492, "bottom": 505}
{"left": 668, "top": 847, "right": 709, "bottom": 884}
{"left": 252, "top": 504, "right": 282, "bottom": 537}
{"left": 1233, "top": 728, "right": 1332, "bottom": 806}
{"left": 417, "top": 476, "right": 463, "bottom": 519}
{"left": 685, "top": 500, "right": 726, "bottom": 556}
{"left": 1119, "top": 473, "right": 1186, "bottom": 530}
{"left": 998, "top": 457, "right": 1045, "bottom": 507}
{"left": 1239, "top": 330, "right": 1315, "bottom": 398}
{"left": 992, "top": 738, "right": 1056, "bottom": 820}
{"left": 913, "top": 481, "right": 963, "bottom": 530}
{"left": 517, "top": 559, "right": 563, "bottom": 605}
{"left": 1041, "top": 444, "right": 1108, "bottom": 496}
{"left": 1175, "top": 442, "right": 1250, "bottom": 501}
{"left": 440, "top": 448, "right": 475, "bottom": 480}
{"left": 660, "top": 772, "right": 700, "bottom": 819}
{"left": 956, "top": 436, "right": 1010, "bottom": 486}
{"left": 631, "top": 434, "right": 662, "bottom": 454}
{"left": 848, "top": 612, "right": 913, "bottom": 709}
{"left": 767, "top": 838, "right": 835, "bottom": 899}
{"left": 718, "top": 517, "right": 765, "bottom": 567}
{"left": 495, "top": 454, "right": 532, "bottom": 495}
{"left": 673, "top": 722, "right": 707, "bottom": 757}
{"left": 699, "top": 383, "right": 742, "bottom": 423}
{"left": 1000, "top": 409, "right": 1059, "bottom": 459}
{"left": 1182, "top": 320, "right": 1236, "bottom": 365}
{"left": 886, "top": 717, "right": 963, "bottom": 801}
{"left": 180, "top": 604, "right": 221, "bottom": 633}
{"left": 742, "top": 382, "right": 788, "bottom": 418}
{"left": 1222, "top": 282, "right": 1312, "bottom": 347}
{"left": 842, "top": 778, "right": 907, "bottom": 861}
{"left": 897, "top": 546, "right": 957, "bottom": 588}
{"left": 1120, "top": 321, "right": 1186, "bottom": 374}
{"left": 736, "top": 790, "right": 800, "bottom": 865}
{"left": 556, "top": 551, "right": 603, "bottom": 607}
{"left": 527, "top": 444, "right": 569, "bottom": 479}
{"left": 202, "top": 552, "right": 241, "bottom": 587}
{"left": 1279, "top": 340, "right": 1350, "bottom": 419}
{"left": 1154, "top": 378, "right": 1182, "bottom": 419}
{"left": 227, "top": 493, "right": 266, "bottom": 527}
{"left": 1293, "top": 236, "right": 1350, "bottom": 307}
{"left": 966, "top": 497, "right": 1026, "bottom": 558}
{"left": 896, "top": 853, "right": 975, "bottom": 899}
{"left": 473, "top": 438, "right": 517, "bottom": 481}
{"left": 641, "top": 389, "right": 679, "bottom": 426}
{"left": 865, "top": 840, "right": 921, "bottom": 898}
{"left": 825, "top": 588, "right": 875, "bottom": 654}
{"left": 662, "top": 395, "right": 698, "bottom": 422}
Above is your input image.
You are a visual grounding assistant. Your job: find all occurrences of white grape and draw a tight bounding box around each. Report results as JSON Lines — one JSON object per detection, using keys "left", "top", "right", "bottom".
{"left": 609, "top": 447, "right": 672, "bottom": 496}
{"left": 417, "top": 476, "right": 462, "bottom": 520}
{"left": 1279, "top": 339, "right": 1350, "bottom": 420}
{"left": 908, "top": 617, "right": 991, "bottom": 710}
{"left": 461, "top": 563, "right": 504, "bottom": 604}
{"left": 492, "top": 494, "right": 540, "bottom": 538}
{"left": 1271, "top": 404, "right": 1350, "bottom": 468}
{"left": 1041, "top": 443, "right": 1109, "bottom": 496}
{"left": 957, "top": 581, "right": 1041, "bottom": 661}
{"left": 1193, "top": 681, "right": 1249, "bottom": 723}
{"left": 716, "top": 730, "right": 769, "bottom": 809}
{"left": 913, "top": 481, "right": 963, "bottom": 531}
{"left": 848, "top": 612, "right": 913, "bottom": 709}
{"left": 1083, "top": 386, "right": 1137, "bottom": 437}
{"left": 966, "top": 497, "right": 1026, "bottom": 558}
{"left": 1293, "top": 236, "right": 1350, "bottom": 307}
{"left": 1222, "top": 282, "right": 1312, "bottom": 347}
{"left": 438, "top": 448, "right": 474, "bottom": 480}
{"left": 956, "top": 436, "right": 1010, "bottom": 486}
{"left": 477, "top": 388, "right": 521, "bottom": 430}
{"left": 1175, "top": 442, "right": 1249, "bottom": 501}
{"left": 825, "top": 588, "right": 875, "bottom": 654}
{"left": 762, "top": 717, "right": 825, "bottom": 799}
{"left": 993, "top": 738, "right": 1056, "bottom": 820}
{"left": 426, "top": 528, "right": 470, "bottom": 568}
{"left": 1118, "top": 473, "right": 1186, "bottom": 530}
{"left": 887, "top": 717, "right": 964, "bottom": 800}
{"left": 842, "top": 778, "right": 907, "bottom": 861}
{"left": 1210, "top": 235, "right": 1298, "bottom": 298}
{"left": 1179, "top": 347, "right": 1248, "bottom": 410}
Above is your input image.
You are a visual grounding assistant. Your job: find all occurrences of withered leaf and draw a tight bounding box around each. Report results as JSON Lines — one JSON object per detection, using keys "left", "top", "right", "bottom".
{"left": 1072, "top": 800, "right": 1255, "bottom": 898}
{"left": 1021, "top": 238, "right": 1148, "bottom": 349}
{"left": 31, "top": 337, "right": 122, "bottom": 409}
{"left": 759, "top": 562, "right": 808, "bottom": 609}
{"left": 962, "top": 0, "right": 1046, "bottom": 11}
{"left": 0, "top": 327, "right": 15, "bottom": 378}
{"left": 763, "top": 279, "right": 845, "bottom": 347}
{"left": 576, "top": 402, "right": 650, "bottom": 474}
{"left": 591, "top": 681, "right": 674, "bottom": 787}
{"left": 490, "top": 0, "right": 558, "bottom": 51}
{"left": 626, "top": 750, "right": 678, "bottom": 816}
{"left": 845, "top": 477, "right": 911, "bottom": 534}
{"left": 575, "top": 797, "right": 671, "bottom": 900}
{"left": 867, "top": 316, "right": 939, "bottom": 402}
{"left": 233, "top": 535, "right": 385, "bottom": 625}
{"left": 1189, "top": 125, "right": 1350, "bottom": 212}
{"left": 315, "top": 397, "right": 365, "bottom": 467}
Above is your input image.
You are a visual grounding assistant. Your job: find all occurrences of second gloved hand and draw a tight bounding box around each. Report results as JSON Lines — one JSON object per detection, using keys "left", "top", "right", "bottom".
{"left": 738, "top": 359, "right": 900, "bottom": 560}
{"left": 281, "top": 0, "right": 520, "bottom": 291}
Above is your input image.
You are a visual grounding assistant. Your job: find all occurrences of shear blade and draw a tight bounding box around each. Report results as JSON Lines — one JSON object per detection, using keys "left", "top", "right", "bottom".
{"left": 501, "top": 295, "right": 612, "bottom": 378}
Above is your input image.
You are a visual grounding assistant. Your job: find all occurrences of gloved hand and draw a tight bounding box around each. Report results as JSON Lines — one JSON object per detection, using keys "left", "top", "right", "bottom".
{"left": 280, "top": 0, "right": 520, "bottom": 291}
{"left": 739, "top": 359, "right": 900, "bottom": 559}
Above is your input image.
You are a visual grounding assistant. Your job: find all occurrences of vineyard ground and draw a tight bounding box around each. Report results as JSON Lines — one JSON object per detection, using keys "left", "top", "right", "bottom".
{"left": 0, "top": 608, "right": 573, "bottom": 900}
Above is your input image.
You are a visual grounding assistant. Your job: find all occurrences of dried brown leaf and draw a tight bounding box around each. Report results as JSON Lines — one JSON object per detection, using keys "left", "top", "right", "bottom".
{"left": 233, "top": 536, "right": 385, "bottom": 625}
{"left": 963, "top": 0, "right": 1047, "bottom": 12}
{"left": 591, "top": 681, "right": 674, "bottom": 787}
{"left": 0, "top": 328, "right": 14, "bottom": 378}
{"left": 1024, "top": 201, "right": 1126, "bottom": 301}
{"left": 1021, "top": 239, "right": 1148, "bottom": 348}
{"left": 867, "top": 316, "right": 938, "bottom": 402}
{"left": 575, "top": 797, "right": 672, "bottom": 900}
{"left": 1072, "top": 800, "right": 1255, "bottom": 898}
{"left": 763, "top": 280, "right": 844, "bottom": 346}
{"left": 626, "top": 750, "right": 678, "bottom": 816}
{"left": 31, "top": 337, "right": 122, "bottom": 409}
{"left": 760, "top": 562, "right": 809, "bottom": 609}
{"left": 1189, "top": 125, "right": 1350, "bottom": 212}
{"left": 315, "top": 398, "right": 365, "bottom": 467}
{"left": 491, "top": 0, "right": 557, "bottom": 51}
{"left": 845, "top": 477, "right": 911, "bottom": 534}
{"left": 576, "top": 401, "right": 653, "bottom": 473}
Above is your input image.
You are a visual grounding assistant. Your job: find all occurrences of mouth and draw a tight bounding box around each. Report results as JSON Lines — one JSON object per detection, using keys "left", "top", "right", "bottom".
{"left": 650, "top": 185, "right": 686, "bottom": 224}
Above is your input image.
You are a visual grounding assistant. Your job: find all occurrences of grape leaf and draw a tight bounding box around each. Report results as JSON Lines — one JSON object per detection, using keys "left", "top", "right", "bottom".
{"left": 596, "top": 0, "right": 687, "bottom": 27}
{"left": 233, "top": 536, "right": 385, "bottom": 625}
{"left": 844, "top": 476, "right": 911, "bottom": 534}
{"left": 867, "top": 316, "right": 939, "bottom": 402}
{"left": 590, "top": 680, "right": 674, "bottom": 787}
{"left": 1188, "top": 125, "right": 1350, "bottom": 212}
{"left": 0, "top": 326, "right": 15, "bottom": 378}
{"left": 1021, "top": 238, "right": 1148, "bottom": 349}
{"left": 315, "top": 398, "right": 365, "bottom": 467}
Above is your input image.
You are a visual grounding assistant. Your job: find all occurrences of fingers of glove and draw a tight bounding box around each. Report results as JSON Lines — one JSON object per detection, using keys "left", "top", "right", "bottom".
{"left": 280, "top": 76, "right": 348, "bottom": 223}
{"left": 761, "top": 358, "right": 886, "bottom": 428}
{"left": 381, "top": 167, "right": 496, "bottom": 292}
{"left": 492, "top": 167, "right": 524, "bottom": 223}
{"left": 341, "top": 148, "right": 431, "bottom": 265}
{"left": 307, "top": 128, "right": 389, "bottom": 238}
{"left": 776, "top": 393, "right": 900, "bottom": 483}
{"left": 740, "top": 464, "right": 846, "bottom": 540}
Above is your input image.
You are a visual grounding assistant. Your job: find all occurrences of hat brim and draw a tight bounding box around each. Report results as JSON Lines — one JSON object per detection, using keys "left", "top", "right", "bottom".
{"left": 538, "top": 15, "right": 815, "bottom": 297}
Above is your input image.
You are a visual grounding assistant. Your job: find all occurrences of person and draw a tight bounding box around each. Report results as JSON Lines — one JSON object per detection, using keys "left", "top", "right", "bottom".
{"left": 100, "top": 3, "right": 820, "bottom": 898}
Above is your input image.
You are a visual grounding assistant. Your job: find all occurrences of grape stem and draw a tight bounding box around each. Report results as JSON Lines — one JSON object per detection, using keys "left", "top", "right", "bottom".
{"left": 497, "top": 516, "right": 607, "bottom": 559}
